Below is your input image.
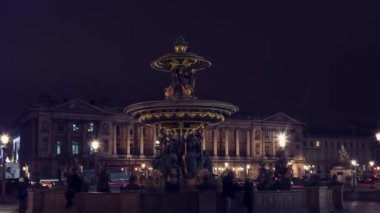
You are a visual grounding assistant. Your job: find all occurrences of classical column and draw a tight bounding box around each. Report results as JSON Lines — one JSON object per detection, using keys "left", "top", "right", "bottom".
{"left": 213, "top": 129, "right": 218, "bottom": 157}
{"left": 112, "top": 124, "right": 117, "bottom": 155}
{"left": 225, "top": 128, "right": 229, "bottom": 157}
{"left": 246, "top": 130, "right": 251, "bottom": 157}
{"left": 126, "top": 124, "right": 131, "bottom": 156}
{"left": 202, "top": 129, "right": 206, "bottom": 151}
{"left": 235, "top": 129, "right": 240, "bottom": 157}
{"left": 251, "top": 127, "right": 255, "bottom": 156}
{"left": 152, "top": 126, "right": 157, "bottom": 155}
{"left": 139, "top": 125, "right": 144, "bottom": 156}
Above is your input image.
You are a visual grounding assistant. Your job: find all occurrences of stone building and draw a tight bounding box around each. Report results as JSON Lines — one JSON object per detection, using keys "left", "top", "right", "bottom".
{"left": 303, "top": 135, "right": 376, "bottom": 178}
{"left": 19, "top": 99, "right": 307, "bottom": 179}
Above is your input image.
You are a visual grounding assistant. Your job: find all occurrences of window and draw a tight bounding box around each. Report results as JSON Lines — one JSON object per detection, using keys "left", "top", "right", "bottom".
{"left": 87, "top": 122, "right": 95, "bottom": 132}
{"left": 264, "top": 130, "right": 270, "bottom": 139}
{"left": 72, "top": 141, "right": 79, "bottom": 155}
{"left": 42, "top": 121, "right": 50, "bottom": 132}
{"left": 265, "top": 145, "right": 270, "bottom": 156}
{"left": 72, "top": 123, "right": 80, "bottom": 132}
{"left": 56, "top": 121, "right": 65, "bottom": 132}
{"left": 324, "top": 141, "right": 327, "bottom": 147}
{"left": 56, "top": 141, "right": 62, "bottom": 155}
{"left": 104, "top": 139, "right": 109, "bottom": 152}
{"left": 255, "top": 130, "right": 261, "bottom": 140}
{"left": 315, "top": 141, "right": 320, "bottom": 148}
{"left": 255, "top": 144, "right": 260, "bottom": 155}
{"left": 130, "top": 129, "right": 133, "bottom": 135}
{"left": 42, "top": 137, "right": 49, "bottom": 152}
{"left": 102, "top": 123, "right": 109, "bottom": 134}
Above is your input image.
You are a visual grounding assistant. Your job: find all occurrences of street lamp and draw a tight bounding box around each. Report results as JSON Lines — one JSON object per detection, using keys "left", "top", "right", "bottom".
{"left": 369, "top": 161, "right": 375, "bottom": 167}
{"left": 351, "top": 160, "right": 358, "bottom": 191}
{"left": 90, "top": 139, "right": 100, "bottom": 172}
{"left": 1, "top": 134, "right": 10, "bottom": 196}
{"left": 277, "top": 132, "right": 287, "bottom": 149}
{"left": 376, "top": 132, "right": 380, "bottom": 142}
{"left": 224, "top": 162, "right": 229, "bottom": 168}
{"left": 91, "top": 140, "right": 100, "bottom": 152}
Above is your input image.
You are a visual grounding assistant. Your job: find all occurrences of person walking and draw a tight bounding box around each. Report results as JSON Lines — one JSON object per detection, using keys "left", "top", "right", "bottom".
{"left": 243, "top": 179, "right": 255, "bottom": 213}
{"left": 17, "top": 177, "right": 29, "bottom": 213}
{"left": 96, "top": 164, "right": 111, "bottom": 193}
{"left": 222, "top": 171, "right": 241, "bottom": 213}
{"left": 64, "top": 168, "right": 82, "bottom": 208}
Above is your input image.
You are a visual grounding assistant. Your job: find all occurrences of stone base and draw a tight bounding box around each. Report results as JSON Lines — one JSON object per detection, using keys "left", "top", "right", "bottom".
{"left": 26, "top": 187, "right": 343, "bottom": 213}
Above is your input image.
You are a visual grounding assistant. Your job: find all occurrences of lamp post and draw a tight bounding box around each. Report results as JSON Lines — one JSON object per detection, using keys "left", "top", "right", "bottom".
{"left": 351, "top": 160, "right": 358, "bottom": 191}
{"left": 246, "top": 164, "right": 251, "bottom": 177}
{"left": 155, "top": 140, "right": 160, "bottom": 156}
{"left": 369, "top": 161, "right": 375, "bottom": 189}
{"left": 91, "top": 139, "right": 100, "bottom": 171}
{"left": 1, "top": 134, "right": 10, "bottom": 196}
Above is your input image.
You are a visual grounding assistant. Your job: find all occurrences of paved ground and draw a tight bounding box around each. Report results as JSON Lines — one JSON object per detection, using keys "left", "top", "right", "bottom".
{"left": 1, "top": 200, "right": 380, "bottom": 213}
{"left": 0, "top": 205, "right": 17, "bottom": 213}
{"left": 342, "top": 201, "right": 380, "bottom": 213}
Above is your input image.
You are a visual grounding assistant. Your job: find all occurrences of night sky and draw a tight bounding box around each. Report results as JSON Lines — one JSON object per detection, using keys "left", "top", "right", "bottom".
{"left": 1, "top": 1, "right": 380, "bottom": 132}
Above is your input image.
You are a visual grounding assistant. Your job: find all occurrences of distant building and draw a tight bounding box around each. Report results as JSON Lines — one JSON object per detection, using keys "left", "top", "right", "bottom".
{"left": 19, "top": 99, "right": 307, "bottom": 179}
{"left": 303, "top": 135, "right": 376, "bottom": 178}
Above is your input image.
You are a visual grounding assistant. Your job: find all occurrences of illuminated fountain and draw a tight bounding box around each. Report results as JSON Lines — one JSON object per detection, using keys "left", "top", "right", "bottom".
{"left": 125, "top": 37, "right": 238, "bottom": 186}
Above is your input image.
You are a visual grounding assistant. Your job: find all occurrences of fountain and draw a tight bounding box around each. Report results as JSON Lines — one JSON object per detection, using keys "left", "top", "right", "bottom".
{"left": 125, "top": 37, "right": 238, "bottom": 188}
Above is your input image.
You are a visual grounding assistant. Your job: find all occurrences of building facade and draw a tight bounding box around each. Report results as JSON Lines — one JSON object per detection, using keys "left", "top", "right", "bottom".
{"left": 303, "top": 135, "right": 377, "bottom": 178}
{"left": 19, "top": 99, "right": 309, "bottom": 179}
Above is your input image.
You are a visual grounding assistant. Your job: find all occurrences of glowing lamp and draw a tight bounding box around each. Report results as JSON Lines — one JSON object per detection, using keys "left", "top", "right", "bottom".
{"left": 91, "top": 140, "right": 100, "bottom": 152}
{"left": 277, "top": 132, "right": 287, "bottom": 148}
{"left": 0, "top": 134, "right": 10, "bottom": 145}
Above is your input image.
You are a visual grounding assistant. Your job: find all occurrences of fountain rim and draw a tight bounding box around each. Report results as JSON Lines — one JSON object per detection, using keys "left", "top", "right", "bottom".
{"left": 124, "top": 99, "right": 239, "bottom": 118}
{"left": 150, "top": 52, "right": 212, "bottom": 72}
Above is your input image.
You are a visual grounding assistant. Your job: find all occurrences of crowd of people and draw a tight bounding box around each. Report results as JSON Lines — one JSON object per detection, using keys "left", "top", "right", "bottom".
{"left": 14, "top": 165, "right": 257, "bottom": 213}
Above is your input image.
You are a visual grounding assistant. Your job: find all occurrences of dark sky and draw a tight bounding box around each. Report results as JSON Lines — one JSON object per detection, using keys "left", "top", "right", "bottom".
{"left": 1, "top": 1, "right": 380, "bottom": 131}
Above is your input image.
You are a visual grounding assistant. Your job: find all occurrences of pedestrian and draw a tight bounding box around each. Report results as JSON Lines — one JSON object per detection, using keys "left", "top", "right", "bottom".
{"left": 17, "top": 177, "right": 29, "bottom": 213}
{"left": 96, "top": 164, "right": 111, "bottom": 192}
{"left": 243, "top": 179, "right": 255, "bottom": 213}
{"left": 222, "top": 171, "right": 241, "bottom": 213}
{"left": 121, "top": 174, "right": 140, "bottom": 191}
{"left": 64, "top": 167, "right": 82, "bottom": 208}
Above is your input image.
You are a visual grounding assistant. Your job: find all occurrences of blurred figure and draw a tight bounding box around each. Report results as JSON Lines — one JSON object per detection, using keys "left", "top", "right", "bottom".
{"left": 17, "top": 177, "right": 29, "bottom": 213}
{"left": 222, "top": 171, "right": 242, "bottom": 213}
{"left": 31, "top": 178, "right": 43, "bottom": 189}
{"left": 243, "top": 179, "right": 255, "bottom": 213}
{"left": 96, "top": 164, "right": 110, "bottom": 193}
{"left": 64, "top": 168, "right": 82, "bottom": 208}
{"left": 165, "top": 167, "right": 180, "bottom": 193}
{"left": 121, "top": 174, "right": 140, "bottom": 191}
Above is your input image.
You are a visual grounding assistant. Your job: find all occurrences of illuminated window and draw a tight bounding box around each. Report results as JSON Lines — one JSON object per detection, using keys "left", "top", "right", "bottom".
{"left": 57, "top": 141, "right": 62, "bottom": 155}
{"left": 87, "top": 122, "right": 95, "bottom": 132}
{"left": 315, "top": 141, "right": 320, "bottom": 147}
{"left": 72, "top": 141, "right": 79, "bottom": 155}
{"left": 72, "top": 123, "right": 80, "bottom": 132}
